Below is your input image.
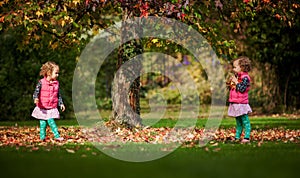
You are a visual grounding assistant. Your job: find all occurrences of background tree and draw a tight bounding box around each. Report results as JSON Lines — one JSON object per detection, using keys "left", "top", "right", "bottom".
{"left": 217, "top": 0, "right": 300, "bottom": 112}
{"left": 1, "top": 0, "right": 299, "bottom": 123}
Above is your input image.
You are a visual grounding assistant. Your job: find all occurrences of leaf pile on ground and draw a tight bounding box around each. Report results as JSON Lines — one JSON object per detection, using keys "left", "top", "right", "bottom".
{"left": 0, "top": 125, "right": 299, "bottom": 147}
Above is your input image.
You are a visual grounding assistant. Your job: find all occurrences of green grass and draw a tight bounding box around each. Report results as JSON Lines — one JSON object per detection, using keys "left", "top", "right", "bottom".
{"left": 0, "top": 119, "right": 79, "bottom": 127}
{"left": 1, "top": 116, "right": 299, "bottom": 130}
{"left": 142, "top": 117, "right": 300, "bottom": 129}
{"left": 0, "top": 142, "right": 299, "bottom": 178}
{"left": 220, "top": 117, "right": 300, "bottom": 130}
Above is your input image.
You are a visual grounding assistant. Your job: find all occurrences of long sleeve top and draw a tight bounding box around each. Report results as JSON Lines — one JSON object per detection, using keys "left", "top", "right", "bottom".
{"left": 236, "top": 77, "right": 250, "bottom": 93}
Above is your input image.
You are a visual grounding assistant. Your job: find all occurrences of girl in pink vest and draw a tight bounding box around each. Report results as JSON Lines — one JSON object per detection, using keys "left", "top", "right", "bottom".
{"left": 227, "top": 56, "right": 252, "bottom": 143}
{"left": 31, "top": 61, "right": 65, "bottom": 141}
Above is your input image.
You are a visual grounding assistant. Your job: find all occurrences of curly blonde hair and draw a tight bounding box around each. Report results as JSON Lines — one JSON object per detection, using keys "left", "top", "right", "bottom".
{"left": 39, "top": 61, "right": 59, "bottom": 77}
{"left": 233, "top": 56, "right": 251, "bottom": 72}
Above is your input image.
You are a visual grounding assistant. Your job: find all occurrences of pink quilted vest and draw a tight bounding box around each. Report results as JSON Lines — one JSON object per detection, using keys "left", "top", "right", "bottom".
{"left": 229, "top": 72, "right": 251, "bottom": 104}
{"left": 37, "top": 77, "right": 59, "bottom": 109}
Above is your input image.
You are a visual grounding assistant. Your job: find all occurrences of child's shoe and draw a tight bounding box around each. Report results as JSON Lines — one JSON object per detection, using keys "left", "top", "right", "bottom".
{"left": 241, "top": 139, "right": 250, "bottom": 143}
{"left": 55, "top": 137, "right": 64, "bottom": 141}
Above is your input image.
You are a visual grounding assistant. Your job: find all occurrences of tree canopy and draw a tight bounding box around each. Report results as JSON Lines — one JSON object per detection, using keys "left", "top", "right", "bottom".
{"left": 0, "top": 0, "right": 299, "bottom": 121}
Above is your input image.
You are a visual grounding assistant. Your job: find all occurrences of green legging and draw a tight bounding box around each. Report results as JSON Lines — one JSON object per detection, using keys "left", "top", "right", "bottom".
{"left": 40, "top": 118, "right": 60, "bottom": 140}
{"left": 235, "top": 114, "right": 251, "bottom": 139}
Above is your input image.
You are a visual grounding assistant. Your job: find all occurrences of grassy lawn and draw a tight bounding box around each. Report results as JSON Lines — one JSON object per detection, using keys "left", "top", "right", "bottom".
{"left": 1, "top": 116, "right": 299, "bottom": 129}
{"left": 0, "top": 142, "right": 299, "bottom": 178}
{"left": 143, "top": 117, "right": 300, "bottom": 129}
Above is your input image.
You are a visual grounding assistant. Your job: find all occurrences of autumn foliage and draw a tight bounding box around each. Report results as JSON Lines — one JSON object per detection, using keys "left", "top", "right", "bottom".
{"left": 1, "top": 124, "right": 299, "bottom": 148}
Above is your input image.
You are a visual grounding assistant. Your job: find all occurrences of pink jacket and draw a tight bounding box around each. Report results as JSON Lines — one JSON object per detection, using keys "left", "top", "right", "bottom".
{"left": 229, "top": 72, "right": 251, "bottom": 104}
{"left": 37, "top": 77, "right": 59, "bottom": 109}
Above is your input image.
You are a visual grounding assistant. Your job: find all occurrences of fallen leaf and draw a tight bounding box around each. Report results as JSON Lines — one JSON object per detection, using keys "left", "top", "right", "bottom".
{"left": 213, "top": 147, "right": 221, "bottom": 152}
{"left": 211, "top": 142, "right": 219, "bottom": 147}
{"left": 205, "top": 147, "right": 209, "bottom": 152}
{"left": 31, "top": 147, "right": 39, "bottom": 151}
{"left": 66, "top": 149, "right": 75, "bottom": 153}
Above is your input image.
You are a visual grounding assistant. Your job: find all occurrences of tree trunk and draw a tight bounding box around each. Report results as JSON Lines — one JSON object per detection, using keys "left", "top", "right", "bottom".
{"left": 261, "top": 63, "right": 282, "bottom": 112}
{"left": 283, "top": 69, "right": 291, "bottom": 112}
{"left": 111, "top": 8, "right": 142, "bottom": 128}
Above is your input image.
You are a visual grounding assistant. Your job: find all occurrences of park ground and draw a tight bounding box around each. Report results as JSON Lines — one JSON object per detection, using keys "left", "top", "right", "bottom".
{"left": 0, "top": 114, "right": 299, "bottom": 178}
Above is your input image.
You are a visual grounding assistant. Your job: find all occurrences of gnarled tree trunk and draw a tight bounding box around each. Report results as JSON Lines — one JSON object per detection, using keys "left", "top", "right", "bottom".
{"left": 111, "top": 9, "right": 143, "bottom": 128}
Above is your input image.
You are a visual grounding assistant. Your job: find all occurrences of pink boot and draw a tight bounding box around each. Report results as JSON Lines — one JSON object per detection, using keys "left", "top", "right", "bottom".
{"left": 241, "top": 139, "right": 250, "bottom": 143}
{"left": 55, "top": 137, "right": 64, "bottom": 141}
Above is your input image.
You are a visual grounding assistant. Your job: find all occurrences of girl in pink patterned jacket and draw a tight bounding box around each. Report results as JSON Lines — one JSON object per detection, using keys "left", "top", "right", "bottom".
{"left": 228, "top": 56, "right": 252, "bottom": 143}
{"left": 31, "top": 61, "right": 65, "bottom": 141}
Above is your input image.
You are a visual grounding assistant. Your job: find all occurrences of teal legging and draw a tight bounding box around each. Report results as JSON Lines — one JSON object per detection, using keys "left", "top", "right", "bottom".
{"left": 40, "top": 118, "right": 60, "bottom": 140}
{"left": 235, "top": 114, "right": 251, "bottom": 139}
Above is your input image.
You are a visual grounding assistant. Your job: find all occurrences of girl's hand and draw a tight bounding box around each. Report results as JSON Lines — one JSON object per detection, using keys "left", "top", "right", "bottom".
{"left": 60, "top": 104, "right": 66, "bottom": 112}
{"left": 34, "top": 98, "right": 39, "bottom": 104}
{"left": 231, "top": 76, "right": 238, "bottom": 84}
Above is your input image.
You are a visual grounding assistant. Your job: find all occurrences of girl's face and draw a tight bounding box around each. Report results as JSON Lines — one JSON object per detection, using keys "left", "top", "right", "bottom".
{"left": 49, "top": 67, "right": 59, "bottom": 81}
{"left": 233, "top": 60, "right": 242, "bottom": 74}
